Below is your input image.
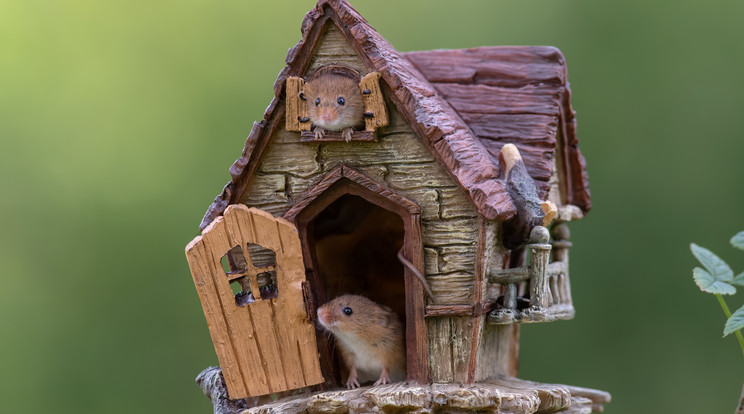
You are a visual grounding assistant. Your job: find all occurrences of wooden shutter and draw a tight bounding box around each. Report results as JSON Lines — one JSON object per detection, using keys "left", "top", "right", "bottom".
{"left": 360, "top": 71, "right": 389, "bottom": 131}
{"left": 185, "top": 205, "right": 323, "bottom": 399}
{"left": 285, "top": 76, "right": 311, "bottom": 132}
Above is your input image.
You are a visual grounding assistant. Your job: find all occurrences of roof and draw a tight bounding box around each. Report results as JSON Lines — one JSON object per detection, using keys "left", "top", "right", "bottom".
{"left": 404, "top": 47, "right": 590, "bottom": 208}
{"left": 200, "top": 0, "right": 591, "bottom": 230}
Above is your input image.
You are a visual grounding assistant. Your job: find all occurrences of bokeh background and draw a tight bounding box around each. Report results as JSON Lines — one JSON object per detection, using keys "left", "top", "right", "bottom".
{"left": 2, "top": 1, "right": 744, "bottom": 412}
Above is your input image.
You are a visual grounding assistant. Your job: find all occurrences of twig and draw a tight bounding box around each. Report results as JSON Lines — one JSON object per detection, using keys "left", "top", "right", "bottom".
{"left": 736, "top": 382, "right": 744, "bottom": 414}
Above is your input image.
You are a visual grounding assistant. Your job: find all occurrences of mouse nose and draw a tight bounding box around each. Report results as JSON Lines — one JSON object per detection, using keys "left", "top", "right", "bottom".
{"left": 321, "top": 113, "right": 333, "bottom": 121}
{"left": 317, "top": 307, "right": 329, "bottom": 324}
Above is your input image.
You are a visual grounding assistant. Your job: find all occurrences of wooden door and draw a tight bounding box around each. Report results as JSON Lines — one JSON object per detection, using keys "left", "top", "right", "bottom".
{"left": 185, "top": 205, "right": 323, "bottom": 399}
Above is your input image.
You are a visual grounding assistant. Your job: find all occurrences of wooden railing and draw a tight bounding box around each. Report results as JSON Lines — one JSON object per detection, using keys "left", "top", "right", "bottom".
{"left": 487, "top": 223, "right": 575, "bottom": 324}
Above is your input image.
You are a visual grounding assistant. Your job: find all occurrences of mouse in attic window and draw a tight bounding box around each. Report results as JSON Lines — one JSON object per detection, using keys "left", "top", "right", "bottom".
{"left": 317, "top": 295, "right": 406, "bottom": 389}
{"left": 303, "top": 73, "right": 364, "bottom": 142}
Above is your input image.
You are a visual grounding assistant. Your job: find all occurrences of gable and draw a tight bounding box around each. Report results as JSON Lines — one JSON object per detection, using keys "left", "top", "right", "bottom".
{"left": 237, "top": 21, "right": 481, "bottom": 304}
{"left": 200, "top": 0, "right": 591, "bottom": 233}
{"left": 308, "top": 23, "right": 367, "bottom": 75}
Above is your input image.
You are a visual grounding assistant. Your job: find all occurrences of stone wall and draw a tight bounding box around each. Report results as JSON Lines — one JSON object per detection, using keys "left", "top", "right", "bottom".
{"left": 238, "top": 23, "right": 479, "bottom": 306}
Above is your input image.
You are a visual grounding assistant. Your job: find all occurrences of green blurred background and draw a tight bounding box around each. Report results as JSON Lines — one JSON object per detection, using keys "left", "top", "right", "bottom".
{"left": 2, "top": 0, "right": 743, "bottom": 412}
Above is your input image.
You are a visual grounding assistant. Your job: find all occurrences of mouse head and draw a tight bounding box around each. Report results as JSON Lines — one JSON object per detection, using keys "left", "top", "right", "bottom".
{"left": 317, "top": 294, "right": 392, "bottom": 334}
{"left": 303, "top": 73, "right": 363, "bottom": 130}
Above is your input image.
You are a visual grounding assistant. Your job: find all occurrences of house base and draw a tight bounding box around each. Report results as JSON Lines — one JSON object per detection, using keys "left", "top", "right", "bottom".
{"left": 197, "top": 367, "right": 610, "bottom": 414}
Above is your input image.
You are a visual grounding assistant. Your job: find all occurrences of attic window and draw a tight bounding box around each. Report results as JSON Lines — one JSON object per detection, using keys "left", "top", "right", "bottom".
{"left": 285, "top": 70, "right": 388, "bottom": 142}
{"left": 220, "top": 244, "right": 279, "bottom": 306}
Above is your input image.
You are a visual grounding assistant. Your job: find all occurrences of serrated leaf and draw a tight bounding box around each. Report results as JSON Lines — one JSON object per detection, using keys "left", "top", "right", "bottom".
{"left": 724, "top": 305, "right": 744, "bottom": 336}
{"left": 732, "top": 272, "right": 744, "bottom": 287}
{"left": 731, "top": 232, "right": 744, "bottom": 251}
{"left": 693, "top": 267, "right": 736, "bottom": 295}
{"left": 690, "top": 243, "right": 734, "bottom": 281}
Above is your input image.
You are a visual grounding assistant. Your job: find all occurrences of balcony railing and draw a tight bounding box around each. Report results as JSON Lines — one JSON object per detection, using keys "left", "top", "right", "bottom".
{"left": 487, "top": 223, "right": 575, "bottom": 325}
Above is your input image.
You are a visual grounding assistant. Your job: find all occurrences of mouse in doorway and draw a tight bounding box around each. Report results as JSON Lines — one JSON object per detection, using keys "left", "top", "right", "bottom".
{"left": 316, "top": 294, "right": 406, "bottom": 389}
{"left": 303, "top": 72, "right": 364, "bottom": 142}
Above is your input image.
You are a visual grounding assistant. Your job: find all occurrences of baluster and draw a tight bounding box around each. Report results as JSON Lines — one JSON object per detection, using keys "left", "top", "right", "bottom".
{"left": 551, "top": 223, "right": 572, "bottom": 263}
{"left": 504, "top": 283, "right": 517, "bottom": 309}
{"left": 550, "top": 276, "right": 560, "bottom": 305}
{"left": 551, "top": 223, "right": 573, "bottom": 306}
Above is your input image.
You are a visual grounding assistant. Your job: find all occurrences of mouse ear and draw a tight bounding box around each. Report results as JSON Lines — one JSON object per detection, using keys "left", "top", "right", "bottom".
{"left": 376, "top": 305, "right": 394, "bottom": 327}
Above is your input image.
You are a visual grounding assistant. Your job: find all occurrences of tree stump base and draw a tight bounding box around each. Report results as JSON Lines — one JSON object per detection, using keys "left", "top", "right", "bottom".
{"left": 197, "top": 367, "right": 610, "bottom": 414}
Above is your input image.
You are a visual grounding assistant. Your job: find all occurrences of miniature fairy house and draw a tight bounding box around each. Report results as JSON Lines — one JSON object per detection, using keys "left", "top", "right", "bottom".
{"left": 186, "top": 1, "right": 609, "bottom": 412}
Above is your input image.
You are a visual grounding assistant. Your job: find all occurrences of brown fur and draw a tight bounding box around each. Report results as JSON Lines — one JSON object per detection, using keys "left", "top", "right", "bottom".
{"left": 317, "top": 295, "right": 406, "bottom": 388}
{"left": 304, "top": 74, "right": 364, "bottom": 140}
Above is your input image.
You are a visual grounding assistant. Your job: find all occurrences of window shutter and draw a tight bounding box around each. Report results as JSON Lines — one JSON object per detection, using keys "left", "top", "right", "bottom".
{"left": 360, "top": 72, "right": 389, "bottom": 131}
{"left": 285, "top": 76, "right": 311, "bottom": 132}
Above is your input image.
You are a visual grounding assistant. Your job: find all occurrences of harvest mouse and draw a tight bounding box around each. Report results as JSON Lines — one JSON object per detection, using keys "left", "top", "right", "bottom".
{"left": 317, "top": 295, "right": 406, "bottom": 389}
{"left": 303, "top": 73, "right": 364, "bottom": 142}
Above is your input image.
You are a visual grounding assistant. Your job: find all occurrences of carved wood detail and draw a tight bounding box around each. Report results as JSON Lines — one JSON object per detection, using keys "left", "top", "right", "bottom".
{"left": 186, "top": 205, "right": 324, "bottom": 399}
{"left": 285, "top": 76, "right": 310, "bottom": 132}
{"left": 359, "top": 71, "right": 388, "bottom": 131}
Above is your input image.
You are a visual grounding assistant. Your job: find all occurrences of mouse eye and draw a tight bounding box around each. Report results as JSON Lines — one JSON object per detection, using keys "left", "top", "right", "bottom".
{"left": 337, "top": 97, "right": 345, "bottom": 106}
{"left": 342, "top": 307, "right": 353, "bottom": 316}
{"left": 315, "top": 97, "right": 321, "bottom": 106}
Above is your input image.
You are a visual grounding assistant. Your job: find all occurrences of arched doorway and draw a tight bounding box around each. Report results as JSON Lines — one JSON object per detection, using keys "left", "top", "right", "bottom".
{"left": 284, "top": 165, "right": 428, "bottom": 387}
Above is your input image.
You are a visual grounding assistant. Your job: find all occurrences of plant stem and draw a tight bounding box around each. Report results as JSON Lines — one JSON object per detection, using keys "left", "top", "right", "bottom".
{"left": 737, "top": 382, "right": 744, "bottom": 414}
{"left": 716, "top": 294, "right": 744, "bottom": 360}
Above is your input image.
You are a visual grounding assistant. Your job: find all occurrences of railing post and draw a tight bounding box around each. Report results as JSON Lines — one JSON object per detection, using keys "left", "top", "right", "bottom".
{"left": 528, "top": 226, "right": 552, "bottom": 308}
{"left": 504, "top": 284, "right": 517, "bottom": 309}
{"left": 551, "top": 223, "right": 573, "bottom": 306}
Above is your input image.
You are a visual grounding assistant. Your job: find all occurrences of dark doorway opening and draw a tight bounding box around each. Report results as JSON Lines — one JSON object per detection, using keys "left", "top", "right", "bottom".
{"left": 310, "top": 193, "right": 406, "bottom": 323}
{"left": 284, "top": 167, "right": 429, "bottom": 387}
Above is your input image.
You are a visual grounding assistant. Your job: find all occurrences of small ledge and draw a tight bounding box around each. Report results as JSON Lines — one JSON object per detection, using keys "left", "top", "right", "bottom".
{"left": 300, "top": 130, "right": 376, "bottom": 143}
{"left": 487, "top": 304, "right": 575, "bottom": 325}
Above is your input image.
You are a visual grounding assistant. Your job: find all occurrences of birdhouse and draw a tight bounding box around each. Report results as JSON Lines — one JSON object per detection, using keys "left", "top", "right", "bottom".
{"left": 186, "top": 1, "right": 610, "bottom": 412}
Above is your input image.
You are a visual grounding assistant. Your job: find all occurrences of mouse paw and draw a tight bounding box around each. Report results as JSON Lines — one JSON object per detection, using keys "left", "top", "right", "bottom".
{"left": 341, "top": 127, "right": 353, "bottom": 142}
{"left": 373, "top": 368, "right": 391, "bottom": 386}
{"left": 345, "top": 375, "right": 360, "bottom": 389}
{"left": 345, "top": 367, "right": 360, "bottom": 389}
{"left": 314, "top": 127, "right": 326, "bottom": 140}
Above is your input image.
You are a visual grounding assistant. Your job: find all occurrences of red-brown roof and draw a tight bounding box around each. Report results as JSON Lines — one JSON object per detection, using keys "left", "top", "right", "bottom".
{"left": 199, "top": 0, "right": 590, "bottom": 230}
{"left": 404, "top": 47, "right": 591, "bottom": 209}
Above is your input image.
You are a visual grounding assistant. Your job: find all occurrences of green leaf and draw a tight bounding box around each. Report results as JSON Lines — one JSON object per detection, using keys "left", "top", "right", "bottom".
{"left": 724, "top": 305, "right": 744, "bottom": 337}
{"left": 690, "top": 243, "right": 733, "bottom": 281}
{"left": 731, "top": 231, "right": 744, "bottom": 251}
{"left": 693, "top": 267, "right": 736, "bottom": 295}
{"left": 732, "top": 272, "right": 744, "bottom": 287}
